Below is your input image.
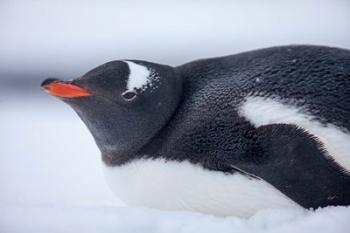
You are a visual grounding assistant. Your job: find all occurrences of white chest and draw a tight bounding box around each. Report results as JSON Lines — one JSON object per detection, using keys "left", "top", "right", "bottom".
{"left": 103, "top": 159, "right": 299, "bottom": 217}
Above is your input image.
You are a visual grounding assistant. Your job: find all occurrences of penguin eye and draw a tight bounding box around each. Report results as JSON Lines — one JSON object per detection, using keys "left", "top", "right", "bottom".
{"left": 121, "top": 90, "right": 137, "bottom": 101}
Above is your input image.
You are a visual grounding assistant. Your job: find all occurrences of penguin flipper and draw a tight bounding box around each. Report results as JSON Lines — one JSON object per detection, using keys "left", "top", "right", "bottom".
{"left": 238, "top": 124, "right": 350, "bottom": 208}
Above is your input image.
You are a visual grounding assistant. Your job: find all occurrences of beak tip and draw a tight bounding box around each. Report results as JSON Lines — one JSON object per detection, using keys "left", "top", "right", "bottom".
{"left": 41, "top": 78, "right": 60, "bottom": 88}
{"left": 40, "top": 78, "right": 92, "bottom": 98}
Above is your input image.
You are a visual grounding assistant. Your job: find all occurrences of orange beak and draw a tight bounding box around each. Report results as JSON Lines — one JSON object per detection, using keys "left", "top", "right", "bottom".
{"left": 42, "top": 81, "right": 93, "bottom": 98}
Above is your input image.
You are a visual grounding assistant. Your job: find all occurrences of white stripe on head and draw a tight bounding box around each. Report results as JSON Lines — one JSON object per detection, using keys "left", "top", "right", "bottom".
{"left": 123, "top": 61, "right": 153, "bottom": 91}
{"left": 238, "top": 96, "right": 350, "bottom": 172}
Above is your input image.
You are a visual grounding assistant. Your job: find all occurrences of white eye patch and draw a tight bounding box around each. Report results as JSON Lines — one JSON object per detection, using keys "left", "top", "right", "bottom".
{"left": 123, "top": 61, "right": 159, "bottom": 92}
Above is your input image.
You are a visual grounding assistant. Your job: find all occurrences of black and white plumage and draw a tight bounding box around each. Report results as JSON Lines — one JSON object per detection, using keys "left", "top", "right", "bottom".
{"left": 42, "top": 45, "right": 350, "bottom": 217}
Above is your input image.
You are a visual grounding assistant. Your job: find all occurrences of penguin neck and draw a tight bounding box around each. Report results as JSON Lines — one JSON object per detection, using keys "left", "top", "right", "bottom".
{"left": 101, "top": 149, "right": 139, "bottom": 166}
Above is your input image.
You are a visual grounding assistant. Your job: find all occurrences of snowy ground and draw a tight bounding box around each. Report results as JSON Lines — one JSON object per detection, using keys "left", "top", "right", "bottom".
{"left": 1, "top": 92, "right": 349, "bottom": 233}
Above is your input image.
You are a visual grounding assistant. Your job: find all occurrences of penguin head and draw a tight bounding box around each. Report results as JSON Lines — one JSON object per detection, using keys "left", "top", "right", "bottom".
{"left": 41, "top": 60, "right": 182, "bottom": 165}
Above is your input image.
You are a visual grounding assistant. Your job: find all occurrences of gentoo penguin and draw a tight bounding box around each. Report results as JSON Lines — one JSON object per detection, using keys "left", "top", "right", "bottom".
{"left": 41, "top": 45, "right": 350, "bottom": 217}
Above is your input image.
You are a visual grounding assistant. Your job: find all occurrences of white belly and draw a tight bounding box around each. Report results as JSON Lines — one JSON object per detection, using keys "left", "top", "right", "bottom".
{"left": 103, "top": 159, "right": 299, "bottom": 217}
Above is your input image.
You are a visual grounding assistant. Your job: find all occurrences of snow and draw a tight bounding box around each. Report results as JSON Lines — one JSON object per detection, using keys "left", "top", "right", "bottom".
{"left": 1, "top": 94, "right": 349, "bottom": 232}
{"left": 1, "top": 204, "right": 349, "bottom": 233}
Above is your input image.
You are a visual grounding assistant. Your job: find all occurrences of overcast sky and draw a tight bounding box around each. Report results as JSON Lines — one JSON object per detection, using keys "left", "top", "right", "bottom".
{"left": 1, "top": 0, "right": 349, "bottom": 80}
